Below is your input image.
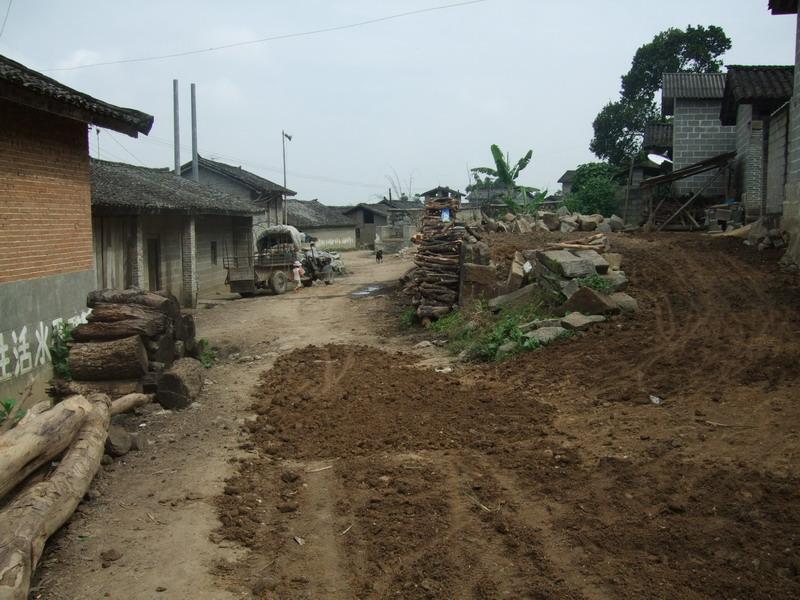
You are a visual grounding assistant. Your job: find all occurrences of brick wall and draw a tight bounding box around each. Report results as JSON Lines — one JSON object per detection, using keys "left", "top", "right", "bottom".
{"left": 673, "top": 99, "right": 737, "bottom": 196}
{"left": 0, "top": 99, "right": 93, "bottom": 284}
{"left": 734, "top": 104, "right": 768, "bottom": 219}
{"left": 768, "top": 106, "right": 789, "bottom": 216}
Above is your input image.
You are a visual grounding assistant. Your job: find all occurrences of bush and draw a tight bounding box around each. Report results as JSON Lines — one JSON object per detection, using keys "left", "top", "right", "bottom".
{"left": 570, "top": 162, "right": 620, "bottom": 217}
{"left": 577, "top": 274, "right": 613, "bottom": 295}
{"left": 49, "top": 322, "right": 73, "bottom": 380}
{"left": 198, "top": 339, "right": 216, "bottom": 368}
{"left": 399, "top": 307, "right": 417, "bottom": 329}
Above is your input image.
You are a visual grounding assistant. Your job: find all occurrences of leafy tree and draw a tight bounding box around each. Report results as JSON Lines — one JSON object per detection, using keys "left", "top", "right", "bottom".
{"left": 471, "top": 144, "right": 533, "bottom": 194}
{"left": 568, "top": 162, "right": 619, "bottom": 217}
{"left": 591, "top": 25, "right": 731, "bottom": 166}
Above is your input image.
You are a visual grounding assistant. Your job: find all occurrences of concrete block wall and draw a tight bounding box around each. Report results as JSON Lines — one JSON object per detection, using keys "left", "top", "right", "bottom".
{"left": 783, "top": 14, "right": 800, "bottom": 264}
{"left": 767, "top": 107, "right": 789, "bottom": 216}
{"left": 673, "top": 99, "right": 737, "bottom": 197}
{"left": 735, "top": 104, "right": 768, "bottom": 219}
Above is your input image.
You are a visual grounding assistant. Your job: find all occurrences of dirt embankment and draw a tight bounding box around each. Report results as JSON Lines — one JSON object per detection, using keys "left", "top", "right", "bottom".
{"left": 216, "top": 234, "right": 800, "bottom": 600}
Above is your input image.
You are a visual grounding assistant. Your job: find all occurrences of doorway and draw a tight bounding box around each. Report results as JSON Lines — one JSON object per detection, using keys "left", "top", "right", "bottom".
{"left": 147, "top": 238, "right": 161, "bottom": 291}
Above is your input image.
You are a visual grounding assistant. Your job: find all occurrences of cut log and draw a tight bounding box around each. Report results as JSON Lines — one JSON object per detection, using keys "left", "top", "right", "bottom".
{"left": 151, "top": 330, "right": 175, "bottom": 367}
{"left": 156, "top": 358, "right": 205, "bottom": 410}
{"left": 110, "top": 393, "right": 152, "bottom": 416}
{"left": 174, "top": 314, "right": 196, "bottom": 343}
{"left": 0, "top": 401, "right": 109, "bottom": 600}
{"left": 52, "top": 379, "right": 143, "bottom": 400}
{"left": 72, "top": 315, "right": 168, "bottom": 342}
{"left": 68, "top": 335, "right": 148, "bottom": 381}
{"left": 87, "top": 303, "right": 166, "bottom": 324}
{"left": 0, "top": 395, "right": 92, "bottom": 502}
{"left": 86, "top": 289, "right": 179, "bottom": 320}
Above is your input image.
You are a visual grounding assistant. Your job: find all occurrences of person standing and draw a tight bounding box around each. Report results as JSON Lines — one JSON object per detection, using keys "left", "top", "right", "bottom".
{"left": 292, "top": 260, "right": 304, "bottom": 292}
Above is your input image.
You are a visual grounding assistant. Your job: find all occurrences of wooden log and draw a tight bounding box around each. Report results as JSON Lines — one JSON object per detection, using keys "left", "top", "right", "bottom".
{"left": 0, "top": 401, "right": 109, "bottom": 600}
{"left": 86, "top": 289, "right": 179, "bottom": 320}
{"left": 52, "top": 379, "right": 143, "bottom": 400}
{"left": 156, "top": 358, "right": 205, "bottom": 410}
{"left": 0, "top": 395, "right": 91, "bottom": 502}
{"left": 110, "top": 393, "right": 152, "bottom": 416}
{"left": 68, "top": 335, "right": 148, "bottom": 381}
{"left": 87, "top": 303, "right": 166, "bottom": 324}
{"left": 72, "top": 315, "right": 168, "bottom": 342}
{"left": 151, "top": 329, "right": 176, "bottom": 368}
{"left": 174, "top": 314, "right": 196, "bottom": 343}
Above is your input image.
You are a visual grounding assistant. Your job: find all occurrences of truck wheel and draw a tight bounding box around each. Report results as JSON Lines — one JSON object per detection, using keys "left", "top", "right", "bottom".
{"left": 270, "top": 271, "right": 288, "bottom": 295}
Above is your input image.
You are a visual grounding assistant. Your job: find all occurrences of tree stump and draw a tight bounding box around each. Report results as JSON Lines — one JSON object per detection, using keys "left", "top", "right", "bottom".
{"left": 68, "top": 335, "right": 148, "bottom": 381}
{"left": 156, "top": 358, "right": 204, "bottom": 410}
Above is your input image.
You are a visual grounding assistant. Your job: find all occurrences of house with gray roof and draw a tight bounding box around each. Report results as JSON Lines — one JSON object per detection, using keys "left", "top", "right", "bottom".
{"left": 285, "top": 199, "right": 357, "bottom": 249}
{"left": 0, "top": 53, "right": 152, "bottom": 401}
{"left": 557, "top": 170, "right": 576, "bottom": 195}
{"left": 92, "top": 159, "right": 260, "bottom": 306}
{"left": 720, "top": 65, "right": 794, "bottom": 219}
{"left": 662, "top": 72, "right": 737, "bottom": 197}
{"left": 342, "top": 202, "right": 390, "bottom": 249}
{"left": 179, "top": 155, "right": 295, "bottom": 228}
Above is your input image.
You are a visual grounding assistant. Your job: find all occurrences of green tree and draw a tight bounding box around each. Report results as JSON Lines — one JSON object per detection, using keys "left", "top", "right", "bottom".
{"left": 569, "top": 162, "right": 619, "bottom": 217}
{"left": 470, "top": 144, "right": 544, "bottom": 214}
{"left": 591, "top": 25, "right": 732, "bottom": 166}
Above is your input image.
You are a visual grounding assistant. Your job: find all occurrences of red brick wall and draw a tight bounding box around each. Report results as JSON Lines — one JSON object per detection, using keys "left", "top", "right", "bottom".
{"left": 0, "top": 99, "right": 93, "bottom": 284}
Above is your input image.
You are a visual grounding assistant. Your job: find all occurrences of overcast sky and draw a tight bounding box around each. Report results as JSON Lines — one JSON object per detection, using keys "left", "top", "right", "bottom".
{"left": 1, "top": 1, "right": 796, "bottom": 204}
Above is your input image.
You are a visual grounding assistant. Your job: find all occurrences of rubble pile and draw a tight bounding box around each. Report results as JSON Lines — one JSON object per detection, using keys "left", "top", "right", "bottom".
{"left": 488, "top": 233, "right": 638, "bottom": 333}
{"left": 483, "top": 207, "right": 625, "bottom": 235}
{"left": 410, "top": 195, "right": 465, "bottom": 320}
{"left": 56, "top": 288, "right": 203, "bottom": 408}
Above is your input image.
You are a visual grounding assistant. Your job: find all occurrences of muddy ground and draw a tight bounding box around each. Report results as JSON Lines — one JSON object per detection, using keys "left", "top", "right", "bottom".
{"left": 36, "top": 236, "right": 800, "bottom": 599}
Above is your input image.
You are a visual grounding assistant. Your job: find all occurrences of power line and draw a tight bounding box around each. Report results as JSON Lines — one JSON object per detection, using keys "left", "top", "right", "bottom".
{"left": 105, "top": 130, "right": 149, "bottom": 167}
{"left": 44, "top": 0, "right": 490, "bottom": 72}
{"left": 0, "top": 0, "right": 13, "bottom": 40}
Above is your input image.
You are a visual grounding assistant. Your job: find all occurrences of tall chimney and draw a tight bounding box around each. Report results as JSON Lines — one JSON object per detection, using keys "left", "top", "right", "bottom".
{"left": 190, "top": 83, "right": 199, "bottom": 182}
{"left": 173, "top": 79, "right": 180, "bottom": 177}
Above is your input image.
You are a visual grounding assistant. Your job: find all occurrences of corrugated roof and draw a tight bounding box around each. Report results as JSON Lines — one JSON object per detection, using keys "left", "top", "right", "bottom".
{"left": 180, "top": 156, "right": 296, "bottom": 197}
{"left": 643, "top": 123, "right": 673, "bottom": 149}
{"left": 662, "top": 72, "right": 727, "bottom": 115}
{"left": 720, "top": 65, "right": 794, "bottom": 124}
{"left": 287, "top": 199, "right": 356, "bottom": 228}
{"left": 91, "top": 159, "right": 261, "bottom": 216}
{"left": 0, "top": 54, "right": 153, "bottom": 137}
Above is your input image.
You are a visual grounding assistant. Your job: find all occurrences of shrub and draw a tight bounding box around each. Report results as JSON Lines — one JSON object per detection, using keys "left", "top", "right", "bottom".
{"left": 399, "top": 307, "right": 417, "bottom": 329}
{"left": 577, "top": 274, "right": 613, "bottom": 295}
{"left": 198, "top": 339, "right": 216, "bottom": 368}
{"left": 50, "top": 322, "right": 73, "bottom": 380}
{"left": 573, "top": 176, "right": 619, "bottom": 217}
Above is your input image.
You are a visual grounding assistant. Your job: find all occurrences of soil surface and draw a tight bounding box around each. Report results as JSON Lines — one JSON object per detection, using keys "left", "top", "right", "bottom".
{"left": 35, "top": 235, "right": 800, "bottom": 599}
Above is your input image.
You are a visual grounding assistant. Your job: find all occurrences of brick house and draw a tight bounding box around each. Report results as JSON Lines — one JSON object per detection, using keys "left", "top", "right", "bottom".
{"left": 179, "top": 155, "right": 295, "bottom": 230}
{"left": 91, "top": 159, "right": 259, "bottom": 306}
{"left": 769, "top": 0, "right": 800, "bottom": 265}
{"left": 719, "top": 65, "right": 793, "bottom": 220}
{"left": 662, "top": 72, "right": 737, "bottom": 197}
{"left": 0, "top": 54, "right": 152, "bottom": 400}
{"left": 342, "top": 202, "right": 390, "bottom": 249}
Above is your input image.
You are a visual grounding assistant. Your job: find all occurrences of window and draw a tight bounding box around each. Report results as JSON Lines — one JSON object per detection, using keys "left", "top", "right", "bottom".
{"left": 210, "top": 241, "right": 218, "bottom": 265}
{"left": 363, "top": 210, "right": 374, "bottom": 224}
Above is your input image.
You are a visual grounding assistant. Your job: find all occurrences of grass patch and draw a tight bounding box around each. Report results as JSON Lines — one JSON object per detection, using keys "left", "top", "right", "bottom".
{"left": 577, "top": 274, "right": 612, "bottom": 295}
{"left": 49, "top": 321, "right": 73, "bottom": 380}
{"left": 198, "top": 339, "right": 216, "bottom": 368}
{"left": 399, "top": 307, "right": 417, "bottom": 329}
{"left": 1, "top": 398, "right": 25, "bottom": 424}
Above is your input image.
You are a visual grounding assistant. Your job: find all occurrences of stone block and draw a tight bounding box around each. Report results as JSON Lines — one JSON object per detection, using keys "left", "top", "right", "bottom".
{"left": 464, "top": 241, "right": 491, "bottom": 265}
{"left": 597, "top": 222, "right": 612, "bottom": 233}
{"left": 506, "top": 252, "right": 526, "bottom": 290}
{"left": 488, "top": 283, "right": 540, "bottom": 312}
{"left": 559, "top": 278, "right": 580, "bottom": 298}
{"left": 571, "top": 249, "right": 609, "bottom": 274}
{"left": 495, "top": 341, "right": 518, "bottom": 361}
{"left": 556, "top": 206, "right": 571, "bottom": 217}
{"left": 463, "top": 263, "right": 497, "bottom": 286}
{"left": 536, "top": 250, "right": 595, "bottom": 278}
{"left": 604, "top": 252, "right": 623, "bottom": 271}
{"left": 561, "top": 312, "right": 605, "bottom": 331}
{"left": 600, "top": 270, "right": 629, "bottom": 292}
{"left": 519, "top": 318, "right": 562, "bottom": 333}
{"left": 610, "top": 292, "right": 638, "bottom": 313}
{"left": 524, "top": 326, "right": 568, "bottom": 345}
{"left": 608, "top": 215, "right": 625, "bottom": 232}
{"left": 559, "top": 216, "right": 579, "bottom": 233}
{"left": 539, "top": 212, "right": 561, "bottom": 231}
{"left": 560, "top": 286, "right": 620, "bottom": 316}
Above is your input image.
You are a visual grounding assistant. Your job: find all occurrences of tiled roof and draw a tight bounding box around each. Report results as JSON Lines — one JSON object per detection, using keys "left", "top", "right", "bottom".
{"left": 287, "top": 199, "right": 356, "bottom": 228}
{"left": 180, "top": 156, "right": 296, "bottom": 197}
{"left": 341, "top": 202, "right": 390, "bottom": 217}
{"left": 91, "top": 159, "right": 261, "bottom": 216}
{"left": 0, "top": 54, "right": 153, "bottom": 137}
{"left": 720, "top": 65, "right": 794, "bottom": 124}
{"left": 419, "top": 186, "right": 464, "bottom": 198}
{"left": 662, "top": 72, "right": 727, "bottom": 115}
{"left": 383, "top": 199, "right": 424, "bottom": 210}
{"left": 558, "top": 170, "right": 576, "bottom": 184}
{"left": 643, "top": 123, "right": 673, "bottom": 149}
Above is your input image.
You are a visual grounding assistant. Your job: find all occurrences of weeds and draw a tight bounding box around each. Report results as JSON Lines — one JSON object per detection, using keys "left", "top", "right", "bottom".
{"left": 198, "top": 339, "right": 216, "bottom": 368}
{"left": 399, "top": 307, "right": 417, "bottom": 329}
{"left": 429, "top": 310, "right": 465, "bottom": 333}
{"left": 577, "top": 274, "right": 613, "bottom": 295}
{"left": 50, "top": 322, "right": 73, "bottom": 380}
{"left": 0, "top": 398, "right": 25, "bottom": 424}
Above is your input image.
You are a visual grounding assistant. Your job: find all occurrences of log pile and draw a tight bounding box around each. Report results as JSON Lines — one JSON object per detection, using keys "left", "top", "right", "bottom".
{"left": 0, "top": 391, "right": 153, "bottom": 599}
{"left": 410, "top": 195, "right": 465, "bottom": 321}
{"left": 61, "top": 289, "right": 200, "bottom": 397}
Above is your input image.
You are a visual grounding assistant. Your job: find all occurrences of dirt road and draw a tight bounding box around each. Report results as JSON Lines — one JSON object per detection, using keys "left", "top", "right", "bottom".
{"left": 35, "top": 251, "right": 414, "bottom": 600}
{"left": 36, "top": 236, "right": 800, "bottom": 599}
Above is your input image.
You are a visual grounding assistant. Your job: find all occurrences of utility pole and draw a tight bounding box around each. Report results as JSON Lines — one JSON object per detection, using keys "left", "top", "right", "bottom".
{"left": 190, "top": 83, "right": 199, "bottom": 182}
{"left": 173, "top": 79, "right": 180, "bottom": 177}
{"left": 282, "top": 130, "right": 292, "bottom": 225}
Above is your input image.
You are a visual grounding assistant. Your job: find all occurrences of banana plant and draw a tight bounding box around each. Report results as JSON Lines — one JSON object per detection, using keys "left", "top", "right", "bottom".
{"left": 471, "top": 144, "right": 541, "bottom": 213}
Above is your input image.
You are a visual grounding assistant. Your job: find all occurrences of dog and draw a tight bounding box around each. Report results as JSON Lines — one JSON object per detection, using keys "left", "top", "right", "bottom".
{"left": 375, "top": 249, "right": 384, "bottom": 263}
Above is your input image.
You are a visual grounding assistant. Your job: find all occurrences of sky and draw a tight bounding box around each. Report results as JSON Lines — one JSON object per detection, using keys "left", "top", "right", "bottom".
{"left": 0, "top": 1, "right": 796, "bottom": 205}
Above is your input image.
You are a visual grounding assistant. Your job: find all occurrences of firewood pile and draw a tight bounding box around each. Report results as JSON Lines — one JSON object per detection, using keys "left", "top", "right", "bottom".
{"left": 53, "top": 289, "right": 200, "bottom": 400}
{"left": 0, "top": 391, "right": 152, "bottom": 599}
{"left": 410, "top": 196, "right": 465, "bottom": 321}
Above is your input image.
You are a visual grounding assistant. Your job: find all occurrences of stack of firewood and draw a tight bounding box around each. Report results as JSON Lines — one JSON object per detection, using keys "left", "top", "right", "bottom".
{"left": 411, "top": 196, "right": 464, "bottom": 321}
{"left": 0, "top": 391, "right": 152, "bottom": 598}
{"left": 57, "top": 289, "right": 199, "bottom": 398}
